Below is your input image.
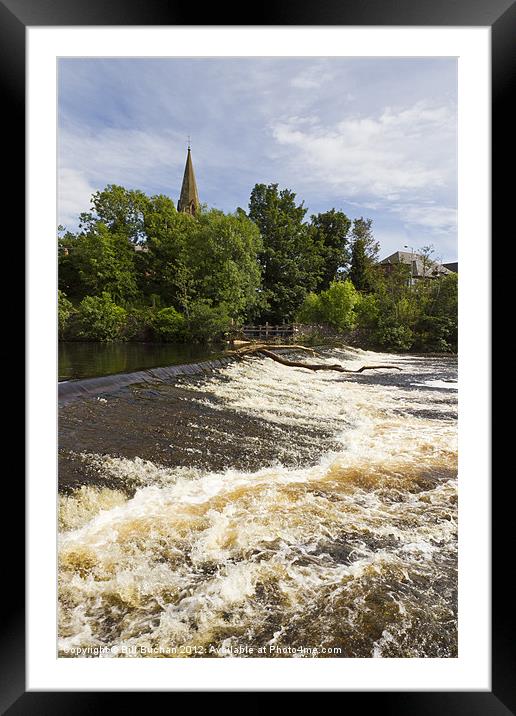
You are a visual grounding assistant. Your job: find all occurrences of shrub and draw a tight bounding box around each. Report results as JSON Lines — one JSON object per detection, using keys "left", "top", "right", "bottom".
{"left": 185, "top": 301, "right": 232, "bottom": 343}
{"left": 414, "top": 315, "right": 457, "bottom": 353}
{"left": 296, "top": 292, "right": 323, "bottom": 324}
{"left": 58, "top": 290, "right": 75, "bottom": 339}
{"left": 374, "top": 323, "right": 414, "bottom": 351}
{"left": 153, "top": 307, "right": 187, "bottom": 342}
{"left": 354, "top": 293, "right": 380, "bottom": 329}
{"left": 318, "top": 280, "right": 358, "bottom": 332}
{"left": 296, "top": 280, "right": 358, "bottom": 333}
{"left": 76, "top": 292, "right": 127, "bottom": 341}
{"left": 122, "top": 306, "right": 156, "bottom": 341}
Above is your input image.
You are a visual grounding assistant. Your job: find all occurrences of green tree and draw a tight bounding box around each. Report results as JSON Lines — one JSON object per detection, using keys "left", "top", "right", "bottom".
{"left": 249, "top": 183, "right": 322, "bottom": 322}
{"left": 431, "top": 272, "right": 458, "bottom": 319}
{"left": 89, "top": 184, "right": 150, "bottom": 244}
{"left": 348, "top": 218, "right": 380, "bottom": 293}
{"left": 142, "top": 197, "right": 196, "bottom": 308}
{"left": 310, "top": 209, "right": 351, "bottom": 291}
{"left": 369, "top": 281, "right": 417, "bottom": 351}
{"left": 354, "top": 292, "right": 380, "bottom": 329}
{"left": 296, "top": 279, "right": 359, "bottom": 332}
{"left": 414, "top": 272, "right": 458, "bottom": 351}
{"left": 296, "top": 292, "right": 324, "bottom": 325}
{"left": 59, "top": 185, "right": 264, "bottom": 338}
{"left": 376, "top": 262, "right": 412, "bottom": 301}
{"left": 185, "top": 300, "right": 232, "bottom": 343}
{"left": 58, "top": 290, "right": 75, "bottom": 339}
{"left": 122, "top": 306, "right": 155, "bottom": 341}
{"left": 186, "top": 209, "right": 262, "bottom": 319}
{"left": 153, "top": 306, "right": 187, "bottom": 342}
{"left": 318, "top": 280, "right": 359, "bottom": 331}
{"left": 375, "top": 324, "right": 414, "bottom": 351}
{"left": 58, "top": 229, "right": 83, "bottom": 299}
{"left": 143, "top": 205, "right": 262, "bottom": 320}
{"left": 71, "top": 222, "right": 140, "bottom": 304}
{"left": 76, "top": 293, "right": 127, "bottom": 341}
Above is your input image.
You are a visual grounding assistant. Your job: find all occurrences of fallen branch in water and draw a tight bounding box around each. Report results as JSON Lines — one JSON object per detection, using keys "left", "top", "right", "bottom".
{"left": 228, "top": 343, "right": 318, "bottom": 359}
{"left": 228, "top": 344, "right": 401, "bottom": 373}
{"left": 257, "top": 349, "right": 401, "bottom": 373}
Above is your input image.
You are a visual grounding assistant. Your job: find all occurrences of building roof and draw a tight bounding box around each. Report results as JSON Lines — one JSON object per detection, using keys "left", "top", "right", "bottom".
{"left": 177, "top": 146, "right": 200, "bottom": 214}
{"left": 443, "top": 261, "right": 458, "bottom": 273}
{"left": 379, "top": 251, "right": 452, "bottom": 278}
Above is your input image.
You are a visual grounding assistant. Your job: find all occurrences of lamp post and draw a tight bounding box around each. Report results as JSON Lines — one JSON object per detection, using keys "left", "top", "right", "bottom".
{"left": 404, "top": 244, "right": 415, "bottom": 286}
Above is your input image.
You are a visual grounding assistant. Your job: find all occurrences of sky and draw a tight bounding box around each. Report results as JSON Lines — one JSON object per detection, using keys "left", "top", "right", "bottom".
{"left": 58, "top": 57, "right": 457, "bottom": 262}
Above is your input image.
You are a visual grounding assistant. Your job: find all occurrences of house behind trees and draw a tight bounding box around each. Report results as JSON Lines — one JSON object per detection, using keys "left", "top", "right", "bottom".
{"left": 379, "top": 250, "right": 453, "bottom": 284}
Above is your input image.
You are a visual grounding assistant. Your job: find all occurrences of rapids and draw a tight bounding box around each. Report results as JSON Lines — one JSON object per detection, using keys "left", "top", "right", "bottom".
{"left": 58, "top": 346, "right": 457, "bottom": 658}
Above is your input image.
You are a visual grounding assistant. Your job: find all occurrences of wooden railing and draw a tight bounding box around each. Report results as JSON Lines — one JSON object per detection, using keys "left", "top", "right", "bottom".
{"left": 241, "top": 323, "right": 295, "bottom": 340}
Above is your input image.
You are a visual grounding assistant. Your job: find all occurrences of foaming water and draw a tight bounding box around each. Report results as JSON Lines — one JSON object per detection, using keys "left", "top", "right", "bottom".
{"left": 58, "top": 348, "right": 457, "bottom": 658}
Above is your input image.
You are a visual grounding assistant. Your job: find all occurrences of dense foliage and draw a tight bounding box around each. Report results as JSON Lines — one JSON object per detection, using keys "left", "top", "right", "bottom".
{"left": 58, "top": 182, "right": 456, "bottom": 351}
{"left": 348, "top": 218, "right": 380, "bottom": 293}
{"left": 247, "top": 183, "right": 321, "bottom": 322}
{"left": 297, "top": 280, "right": 359, "bottom": 332}
{"left": 76, "top": 293, "right": 127, "bottom": 342}
{"left": 59, "top": 186, "right": 261, "bottom": 343}
{"left": 309, "top": 209, "right": 352, "bottom": 292}
{"left": 296, "top": 270, "right": 457, "bottom": 352}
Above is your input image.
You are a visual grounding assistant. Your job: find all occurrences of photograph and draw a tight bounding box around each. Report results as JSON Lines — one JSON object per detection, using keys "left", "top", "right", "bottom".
{"left": 56, "top": 56, "right": 460, "bottom": 660}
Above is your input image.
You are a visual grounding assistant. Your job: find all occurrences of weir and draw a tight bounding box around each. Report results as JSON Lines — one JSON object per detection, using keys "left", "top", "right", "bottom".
{"left": 58, "top": 348, "right": 458, "bottom": 658}
{"left": 58, "top": 355, "right": 236, "bottom": 405}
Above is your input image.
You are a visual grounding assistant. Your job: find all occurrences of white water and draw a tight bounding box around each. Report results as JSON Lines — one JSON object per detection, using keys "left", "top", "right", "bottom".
{"left": 59, "top": 348, "right": 457, "bottom": 658}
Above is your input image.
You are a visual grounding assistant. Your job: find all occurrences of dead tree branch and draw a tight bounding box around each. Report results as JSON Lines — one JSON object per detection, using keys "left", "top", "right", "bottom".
{"left": 227, "top": 344, "right": 401, "bottom": 373}
{"left": 228, "top": 343, "right": 318, "bottom": 359}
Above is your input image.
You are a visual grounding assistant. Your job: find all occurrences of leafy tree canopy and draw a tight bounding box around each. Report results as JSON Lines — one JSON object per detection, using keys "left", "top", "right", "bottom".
{"left": 348, "top": 217, "right": 380, "bottom": 293}
{"left": 248, "top": 183, "right": 322, "bottom": 322}
{"left": 57, "top": 182, "right": 456, "bottom": 352}
{"left": 87, "top": 184, "right": 151, "bottom": 244}
{"left": 310, "top": 209, "right": 351, "bottom": 291}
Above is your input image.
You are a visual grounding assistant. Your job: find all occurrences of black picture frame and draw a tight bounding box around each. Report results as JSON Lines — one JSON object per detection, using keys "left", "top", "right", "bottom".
{"left": 9, "top": 0, "right": 505, "bottom": 709}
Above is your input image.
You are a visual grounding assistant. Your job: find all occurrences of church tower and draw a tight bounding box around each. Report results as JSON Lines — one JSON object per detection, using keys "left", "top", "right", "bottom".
{"left": 177, "top": 144, "right": 200, "bottom": 215}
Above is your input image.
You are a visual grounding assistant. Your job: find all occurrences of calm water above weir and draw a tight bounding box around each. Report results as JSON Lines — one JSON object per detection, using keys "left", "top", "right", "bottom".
{"left": 59, "top": 342, "right": 224, "bottom": 381}
{"left": 58, "top": 346, "right": 458, "bottom": 659}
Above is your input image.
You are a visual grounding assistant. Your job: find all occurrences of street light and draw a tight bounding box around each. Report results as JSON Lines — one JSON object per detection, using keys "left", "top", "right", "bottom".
{"left": 404, "top": 245, "right": 415, "bottom": 286}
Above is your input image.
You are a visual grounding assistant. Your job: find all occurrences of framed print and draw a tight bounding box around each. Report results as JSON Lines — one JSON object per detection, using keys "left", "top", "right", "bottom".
{"left": 8, "top": 0, "right": 508, "bottom": 709}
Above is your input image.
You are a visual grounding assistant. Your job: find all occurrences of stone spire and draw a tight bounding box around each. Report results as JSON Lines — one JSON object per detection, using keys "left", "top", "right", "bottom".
{"left": 177, "top": 144, "right": 200, "bottom": 215}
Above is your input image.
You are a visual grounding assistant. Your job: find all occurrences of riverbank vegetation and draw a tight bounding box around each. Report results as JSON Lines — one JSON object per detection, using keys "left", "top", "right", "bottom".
{"left": 58, "top": 183, "right": 457, "bottom": 352}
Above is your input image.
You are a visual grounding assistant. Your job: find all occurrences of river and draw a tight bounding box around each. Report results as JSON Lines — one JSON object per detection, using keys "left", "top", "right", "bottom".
{"left": 59, "top": 341, "right": 223, "bottom": 381}
{"left": 58, "top": 346, "right": 457, "bottom": 658}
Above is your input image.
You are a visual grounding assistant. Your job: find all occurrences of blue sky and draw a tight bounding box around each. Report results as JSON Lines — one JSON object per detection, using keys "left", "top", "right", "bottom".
{"left": 58, "top": 57, "right": 457, "bottom": 261}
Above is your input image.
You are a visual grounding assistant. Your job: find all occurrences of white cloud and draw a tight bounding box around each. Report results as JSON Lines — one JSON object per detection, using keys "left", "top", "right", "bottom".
{"left": 270, "top": 100, "right": 457, "bottom": 237}
{"left": 58, "top": 126, "right": 189, "bottom": 228}
{"left": 58, "top": 168, "right": 96, "bottom": 229}
{"left": 59, "top": 127, "right": 185, "bottom": 184}
{"left": 290, "top": 64, "right": 334, "bottom": 89}
{"left": 57, "top": 59, "right": 457, "bottom": 257}
{"left": 394, "top": 203, "right": 457, "bottom": 233}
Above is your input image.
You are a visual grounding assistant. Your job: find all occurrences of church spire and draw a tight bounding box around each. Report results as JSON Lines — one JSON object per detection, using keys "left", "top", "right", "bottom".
{"left": 177, "top": 143, "right": 200, "bottom": 215}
